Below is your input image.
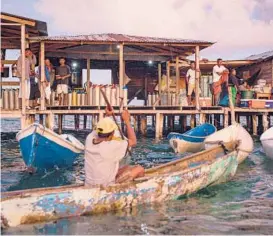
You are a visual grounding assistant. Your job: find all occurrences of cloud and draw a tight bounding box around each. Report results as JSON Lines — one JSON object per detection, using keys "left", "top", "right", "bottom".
{"left": 34, "top": 0, "right": 273, "bottom": 59}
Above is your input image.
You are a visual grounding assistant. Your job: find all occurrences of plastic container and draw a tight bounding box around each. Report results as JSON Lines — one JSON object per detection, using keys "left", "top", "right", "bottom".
{"left": 76, "top": 92, "right": 81, "bottom": 106}
{"left": 14, "top": 89, "right": 19, "bottom": 110}
{"left": 123, "top": 86, "right": 128, "bottom": 107}
{"left": 265, "top": 100, "right": 273, "bottom": 108}
{"left": 241, "top": 90, "right": 254, "bottom": 99}
{"left": 111, "top": 85, "right": 117, "bottom": 106}
{"left": 147, "top": 93, "right": 152, "bottom": 106}
{"left": 92, "top": 85, "right": 100, "bottom": 106}
{"left": 240, "top": 99, "right": 250, "bottom": 108}
{"left": 72, "top": 90, "right": 77, "bottom": 106}
{"left": 8, "top": 89, "right": 15, "bottom": 110}
{"left": 68, "top": 92, "right": 72, "bottom": 106}
{"left": 249, "top": 99, "right": 266, "bottom": 109}
{"left": 3, "top": 89, "right": 9, "bottom": 110}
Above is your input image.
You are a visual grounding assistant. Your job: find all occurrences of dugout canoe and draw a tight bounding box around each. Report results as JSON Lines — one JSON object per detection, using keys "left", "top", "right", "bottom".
{"left": 1, "top": 142, "right": 239, "bottom": 228}
{"left": 168, "top": 123, "right": 216, "bottom": 153}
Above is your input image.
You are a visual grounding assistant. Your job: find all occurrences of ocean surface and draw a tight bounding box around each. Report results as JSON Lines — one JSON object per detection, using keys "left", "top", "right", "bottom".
{"left": 1, "top": 118, "right": 273, "bottom": 235}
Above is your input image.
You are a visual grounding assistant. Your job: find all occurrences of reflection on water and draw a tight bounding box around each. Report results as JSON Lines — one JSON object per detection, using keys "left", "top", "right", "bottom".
{"left": 1, "top": 119, "right": 273, "bottom": 234}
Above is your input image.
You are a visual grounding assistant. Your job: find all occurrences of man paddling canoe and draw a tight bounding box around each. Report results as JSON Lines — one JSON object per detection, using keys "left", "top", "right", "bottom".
{"left": 84, "top": 107, "right": 143, "bottom": 186}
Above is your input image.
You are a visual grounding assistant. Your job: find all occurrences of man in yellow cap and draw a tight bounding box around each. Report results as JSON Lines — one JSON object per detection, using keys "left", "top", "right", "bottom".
{"left": 84, "top": 108, "right": 137, "bottom": 187}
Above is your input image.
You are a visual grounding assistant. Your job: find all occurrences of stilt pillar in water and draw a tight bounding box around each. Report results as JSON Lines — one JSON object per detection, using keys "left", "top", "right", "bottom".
{"left": 224, "top": 109, "right": 229, "bottom": 128}
{"left": 155, "top": 113, "right": 163, "bottom": 139}
{"left": 25, "top": 115, "right": 35, "bottom": 127}
{"left": 252, "top": 115, "right": 258, "bottom": 135}
{"left": 39, "top": 114, "right": 44, "bottom": 125}
{"left": 74, "top": 115, "right": 80, "bottom": 131}
{"left": 140, "top": 115, "right": 147, "bottom": 136}
{"left": 263, "top": 112, "right": 269, "bottom": 132}
{"left": 83, "top": 115, "right": 87, "bottom": 130}
{"left": 45, "top": 113, "right": 54, "bottom": 130}
{"left": 58, "top": 115, "right": 63, "bottom": 134}
{"left": 190, "top": 115, "right": 195, "bottom": 128}
{"left": 133, "top": 115, "right": 137, "bottom": 132}
{"left": 235, "top": 113, "right": 239, "bottom": 123}
{"left": 200, "top": 113, "right": 206, "bottom": 124}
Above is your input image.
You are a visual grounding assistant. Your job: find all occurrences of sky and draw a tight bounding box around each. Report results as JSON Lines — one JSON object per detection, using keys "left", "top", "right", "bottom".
{"left": 2, "top": 0, "right": 273, "bottom": 60}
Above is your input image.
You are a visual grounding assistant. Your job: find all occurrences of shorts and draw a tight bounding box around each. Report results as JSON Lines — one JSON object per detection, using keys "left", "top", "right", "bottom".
{"left": 57, "top": 84, "right": 68, "bottom": 95}
{"left": 188, "top": 84, "right": 196, "bottom": 96}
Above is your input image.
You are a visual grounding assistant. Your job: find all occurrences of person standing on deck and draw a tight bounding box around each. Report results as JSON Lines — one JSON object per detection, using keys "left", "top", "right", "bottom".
{"left": 17, "top": 48, "right": 37, "bottom": 109}
{"left": 55, "top": 57, "right": 71, "bottom": 105}
{"left": 212, "top": 58, "right": 227, "bottom": 105}
{"left": 84, "top": 108, "right": 141, "bottom": 187}
{"left": 186, "top": 61, "right": 201, "bottom": 105}
{"left": 39, "top": 59, "right": 54, "bottom": 105}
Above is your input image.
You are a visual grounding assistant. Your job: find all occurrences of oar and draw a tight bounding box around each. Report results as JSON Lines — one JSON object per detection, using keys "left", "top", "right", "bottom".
{"left": 100, "top": 88, "right": 125, "bottom": 140}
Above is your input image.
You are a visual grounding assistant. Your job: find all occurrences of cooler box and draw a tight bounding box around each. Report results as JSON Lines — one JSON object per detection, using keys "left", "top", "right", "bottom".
{"left": 249, "top": 99, "right": 266, "bottom": 109}
{"left": 199, "top": 97, "right": 212, "bottom": 107}
{"left": 265, "top": 100, "right": 273, "bottom": 108}
{"left": 240, "top": 99, "right": 250, "bottom": 108}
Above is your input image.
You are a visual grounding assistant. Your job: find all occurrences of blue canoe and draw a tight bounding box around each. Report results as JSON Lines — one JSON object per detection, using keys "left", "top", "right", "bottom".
{"left": 16, "top": 123, "right": 84, "bottom": 171}
{"left": 167, "top": 123, "right": 216, "bottom": 153}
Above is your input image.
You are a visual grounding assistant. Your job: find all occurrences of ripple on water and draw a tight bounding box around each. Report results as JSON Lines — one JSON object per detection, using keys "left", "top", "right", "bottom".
{"left": 1, "top": 127, "right": 273, "bottom": 234}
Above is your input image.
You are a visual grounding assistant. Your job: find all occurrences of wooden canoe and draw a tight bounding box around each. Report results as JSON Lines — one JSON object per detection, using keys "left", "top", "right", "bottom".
{"left": 1, "top": 143, "right": 238, "bottom": 228}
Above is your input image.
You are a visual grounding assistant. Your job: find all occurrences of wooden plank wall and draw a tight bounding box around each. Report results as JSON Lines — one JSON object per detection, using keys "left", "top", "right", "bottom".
{"left": 238, "top": 59, "right": 273, "bottom": 85}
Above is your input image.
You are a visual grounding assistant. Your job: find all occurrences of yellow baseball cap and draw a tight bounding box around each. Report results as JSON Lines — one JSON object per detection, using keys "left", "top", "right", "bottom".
{"left": 96, "top": 117, "right": 117, "bottom": 134}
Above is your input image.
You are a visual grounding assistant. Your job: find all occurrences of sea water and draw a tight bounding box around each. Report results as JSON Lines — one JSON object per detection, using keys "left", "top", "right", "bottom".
{"left": 1, "top": 118, "right": 273, "bottom": 235}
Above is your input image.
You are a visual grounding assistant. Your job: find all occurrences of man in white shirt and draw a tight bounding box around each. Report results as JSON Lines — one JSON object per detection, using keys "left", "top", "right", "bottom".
{"left": 186, "top": 61, "right": 200, "bottom": 105}
{"left": 212, "top": 58, "right": 227, "bottom": 105}
{"left": 84, "top": 108, "right": 137, "bottom": 187}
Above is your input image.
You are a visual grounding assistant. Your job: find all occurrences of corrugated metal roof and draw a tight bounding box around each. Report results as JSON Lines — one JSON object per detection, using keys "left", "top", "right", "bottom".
{"left": 30, "top": 33, "right": 213, "bottom": 45}
{"left": 246, "top": 50, "right": 273, "bottom": 61}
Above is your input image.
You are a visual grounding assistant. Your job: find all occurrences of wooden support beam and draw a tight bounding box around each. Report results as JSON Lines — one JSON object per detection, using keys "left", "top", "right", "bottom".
{"left": 263, "top": 112, "right": 269, "bottom": 132}
{"left": 200, "top": 113, "right": 206, "bottom": 124}
{"left": 119, "top": 44, "right": 124, "bottom": 99}
{"left": 40, "top": 42, "right": 45, "bottom": 110}
{"left": 158, "top": 63, "right": 162, "bottom": 97}
{"left": 45, "top": 113, "right": 54, "bottom": 130}
{"left": 1, "top": 14, "right": 35, "bottom": 26}
{"left": 195, "top": 46, "right": 200, "bottom": 110}
{"left": 252, "top": 115, "right": 258, "bottom": 135}
{"left": 86, "top": 58, "right": 91, "bottom": 105}
{"left": 20, "top": 24, "right": 26, "bottom": 129}
{"left": 190, "top": 115, "right": 195, "bottom": 128}
{"left": 140, "top": 115, "right": 147, "bottom": 136}
{"left": 39, "top": 114, "right": 44, "bottom": 125}
{"left": 175, "top": 56, "right": 180, "bottom": 105}
{"left": 166, "top": 61, "right": 170, "bottom": 105}
{"left": 224, "top": 108, "right": 229, "bottom": 127}
{"left": 58, "top": 115, "right": 63, "bottom": 134}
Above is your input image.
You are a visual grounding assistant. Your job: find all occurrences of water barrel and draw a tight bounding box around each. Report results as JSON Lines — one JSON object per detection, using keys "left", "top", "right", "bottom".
{"left": 241, "top": 90, "right": 254, "bottom": 99}
{"left": 99, "top": 86, "right": 105, "bottom": 106}
{"left": 123, "top": 86, "right": 128, "bottom": 107}
{"left": 93, "top": 85, "right": 100, "bottom": 106}
{"left": 8, "top": 89, "right": 15, "bottom": 110}
{"left": 171, "top": 93, "right": 176, "bottom": 106}
{"left": 14, "top": 89, "right": 19, "bottom": 110}
{"left": 72, "top": 90, "right": 77, "bottom": 106}
{"left": 116, "top": 86, "right": 120, "bottom": 106}
{"left": 77, "top": 92, "right": 81, "bottom": 106}
{"left": 81, "top": 93, "right": 85, "bottom": 106}
{"left": 3, "top": 89, "right": 9, "bottom": 110}
{"left": 68, "top": 92, "right": 72, "bottom": 106}
{"left": 147, "top": 93, "right": 152, "bottom": 106}
{"left": 105, "top": 85, "right": 111, "bottom": 105}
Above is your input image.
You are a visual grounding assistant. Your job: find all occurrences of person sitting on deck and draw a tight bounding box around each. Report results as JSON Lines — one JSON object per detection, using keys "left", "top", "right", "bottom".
{"left": 55, "top": 57, "right": 71, "bottom": 106}
{"left": 84, "top": 108, "right": 143, "bottom": 187}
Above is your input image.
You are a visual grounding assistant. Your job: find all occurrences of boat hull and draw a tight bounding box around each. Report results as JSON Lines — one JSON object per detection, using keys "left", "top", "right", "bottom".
{"left": 205, "top": 124, "right": 253, "bottom": 164}
{"left": 261, "top": 127, "right": 273, "bottom": 159}
{"left": 168, "top": 123, "right": 216, "bottom": 153}
{"left": 16, "top": 124, "right": 84, "bottom": 170}
{"left": 1, "top": 151, "right": 238, "bottom": 228}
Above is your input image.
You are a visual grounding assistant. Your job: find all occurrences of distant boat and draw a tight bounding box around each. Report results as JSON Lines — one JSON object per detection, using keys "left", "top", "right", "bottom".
{"left": 205, "top": 124, "right": 253, "bottom": 164}
{"left": 1, "top": 142, "right": 238, "bottom": 228}
{"left": 168, "top": 123, "right": 216, "bottom": 153}
{"left": 16, "top": 124, "right": 84, "bottom": 171}
{"left": 260, "top": 127, "right": 273, "bottom": 159}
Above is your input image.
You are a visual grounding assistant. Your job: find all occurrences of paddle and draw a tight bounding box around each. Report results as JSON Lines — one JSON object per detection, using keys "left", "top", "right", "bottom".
{"left": 100, "top": 88, "right": 132, "bottom": 156}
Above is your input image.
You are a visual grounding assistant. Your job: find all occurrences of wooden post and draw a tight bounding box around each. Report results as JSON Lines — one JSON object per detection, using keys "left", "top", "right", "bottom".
{"left": 58, "top": 115, "right": 63, "bottom": 134}
{"left": 86, "top": 58, "right": 91, "bottom": 105}
{"left": 176, "top": 56, "right": 180, "bottom": 105}
{"left": 158, "top": 63, "right": 162, "bottom": 97}
{"left": 155, "top": 113, "right": 163, "bottom": 139}
{"left": 83, "top": 115, "right": 87, "bottom": 129}
{"left": 119, "top": 44, "right": 124, "bottom": 99}
{"left": 195, "top": 46, "right": 200, "bottom": 110}
{"left": 190, "top": 115, "right": 195, "bottom": 128}
{"left": 144, "top": 77, "right": 148, "bottom": 105}
{"left": 45, "top": 112, "right": 54, "bottom": 130}
{"left": 224, "top": 108, "right": 229, "bottom": 128}
{"left": 40, "top": 42, "right": 45, "bottom": 110}
{"left": 252, "top": 115, "right": 258, "bottom": 135}
{"left": 140, "top": 115, "right": 147, "bottom": 136}
{"left": 166, "top": 61, "right": 170, "bottom": 105}
{"left": 263, "top": 112, "right": 269, "bottom": 132}
{"left": 200, "top": 113, "right": 206, "bottom": 124}
{"left": 20, "top": 24, "right": 26, "bottom": 129}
